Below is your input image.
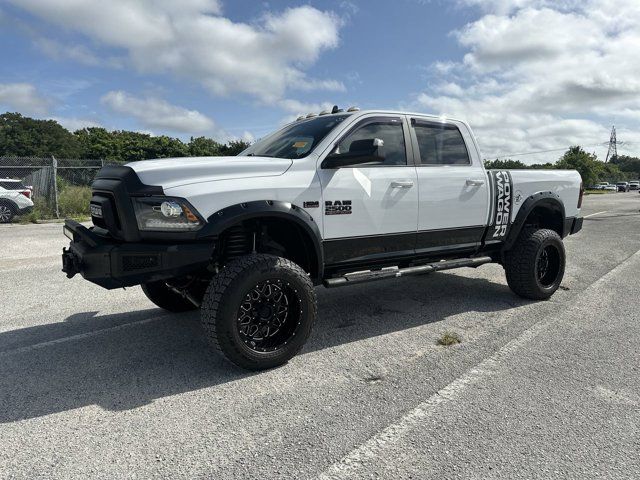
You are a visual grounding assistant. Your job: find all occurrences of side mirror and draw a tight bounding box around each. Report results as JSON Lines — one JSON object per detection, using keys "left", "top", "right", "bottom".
{"left": 322, "top": 138, "right": 385, "bottom": 169}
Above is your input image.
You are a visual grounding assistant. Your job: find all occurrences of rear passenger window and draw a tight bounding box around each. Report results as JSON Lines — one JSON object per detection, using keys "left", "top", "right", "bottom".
{"left": 412, "top": 122, "right": 471, "bottom": 166}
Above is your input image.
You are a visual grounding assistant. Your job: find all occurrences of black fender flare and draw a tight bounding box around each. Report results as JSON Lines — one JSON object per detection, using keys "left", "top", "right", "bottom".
{"left": 197, "top": 200, "right": 324, "bottom": 281}
{"left": 502, "top": 192, "right": 565, "bottom": 251}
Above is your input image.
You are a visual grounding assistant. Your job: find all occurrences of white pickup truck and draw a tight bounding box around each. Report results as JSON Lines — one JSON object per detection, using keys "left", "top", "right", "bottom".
{"left": 62, "top": 108, "right": 584, "bottom": 370}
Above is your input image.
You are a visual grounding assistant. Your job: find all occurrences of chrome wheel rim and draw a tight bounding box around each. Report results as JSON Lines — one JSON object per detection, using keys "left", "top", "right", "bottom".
{"left": 0, "top": 205, "right": 12, "bottom": 222}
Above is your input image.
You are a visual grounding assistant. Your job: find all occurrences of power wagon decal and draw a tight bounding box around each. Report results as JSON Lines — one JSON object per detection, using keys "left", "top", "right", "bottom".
{"left": 489, "top": 170, "right": 513, "bottom": 239}
{"left": 325, "top": 200, "right": 352, "bottom": 215}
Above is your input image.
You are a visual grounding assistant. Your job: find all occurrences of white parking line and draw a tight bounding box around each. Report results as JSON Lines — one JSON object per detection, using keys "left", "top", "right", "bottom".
{"left": 583, "top": 210, "right": 608, "bottom": 218}
{"left": 0, "top": 314, "right": 169, "bottom": 358}
{"left": 318, "top": 249, "right": 639, "bottom": 480}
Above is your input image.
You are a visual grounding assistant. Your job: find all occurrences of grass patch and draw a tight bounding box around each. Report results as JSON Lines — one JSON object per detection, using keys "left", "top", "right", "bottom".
{"left": 437, "top": 331, "right": 462, "bottom": 346}
{"left": 584, "top": 189, "right": 613, "bottom": 195}
{"left": 13, "top": 185, "right": 92, "bottom": 224}
{"left": 58, "top": 185, "right": 92, "bottom": 217}
{"left": 14, "top": 197, "right": 56, "bottom": 224}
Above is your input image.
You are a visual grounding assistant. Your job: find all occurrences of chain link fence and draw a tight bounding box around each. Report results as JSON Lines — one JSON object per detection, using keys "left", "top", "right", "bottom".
{"left": 0, "top": 156, "right": 105, "bottom": 219}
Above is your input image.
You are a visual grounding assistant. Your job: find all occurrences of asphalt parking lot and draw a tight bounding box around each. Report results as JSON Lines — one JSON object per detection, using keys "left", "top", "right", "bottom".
{"left": 1, "top": 193, "right": 639, "bottom": 479}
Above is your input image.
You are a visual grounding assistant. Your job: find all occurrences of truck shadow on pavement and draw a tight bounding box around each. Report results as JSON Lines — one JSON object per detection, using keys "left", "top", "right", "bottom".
{"left": 0, "top": 269, "right": 529, "bottom": 423}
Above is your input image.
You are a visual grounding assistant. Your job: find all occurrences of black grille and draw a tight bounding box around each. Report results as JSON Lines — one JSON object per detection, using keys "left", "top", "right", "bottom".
{"left": 121, "top": 254, "right": 161, "bottom": 272}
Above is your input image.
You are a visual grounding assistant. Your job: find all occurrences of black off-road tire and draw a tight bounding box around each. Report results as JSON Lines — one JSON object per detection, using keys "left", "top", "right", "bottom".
{"left": 201, "top": 254, "right": 317, "bottom": 370}
{"left": 141, "top": 280, "right": 200, "bottom": 312}
{"left": 0, "top": 201, "right": 16, "bottom": 223}
{"left": 504, "top": 228, "right": 565, "bottom": 300}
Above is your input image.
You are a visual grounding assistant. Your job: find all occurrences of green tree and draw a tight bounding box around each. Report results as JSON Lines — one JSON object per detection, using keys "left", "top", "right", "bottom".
{"left": 600, "top": 162, "right": 626, "bottom": 182}
{"left": 147, "top": 135, "right": 189, "bottom": 159}
{"left": 529, "top": 162, "right": 556, "bottom": 169}
{"left": 0, "top": 112, "right": 81, "bottom": 157}
{"left": 220, "top": 139, "right": 251, "bottom": 156}
{"left": 484, "top": 158, "right": 528, "bottom": 169}
{"left": 75, "top": 127, "right": 118, "bottom": 160}
{"left": 612, "top": 155, "right": 640, "bottom": 180}
{"left": 556, "top": 146, "right": 604, "bottom": 186}
{"left": 188, "top": 136, "right": 223, "bottom": 156}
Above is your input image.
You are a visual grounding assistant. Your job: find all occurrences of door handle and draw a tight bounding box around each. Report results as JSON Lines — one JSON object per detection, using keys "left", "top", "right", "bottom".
{"left": 391, "top": 180, "right": 414, "bottom": 189}
{"left": 466, "top": 179, "right": 485, "bottom": 187}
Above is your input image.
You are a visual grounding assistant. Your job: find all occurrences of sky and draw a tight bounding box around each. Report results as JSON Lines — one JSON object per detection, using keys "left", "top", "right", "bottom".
{"left": 1, "top": 0, "right": 639, "bottom": 163}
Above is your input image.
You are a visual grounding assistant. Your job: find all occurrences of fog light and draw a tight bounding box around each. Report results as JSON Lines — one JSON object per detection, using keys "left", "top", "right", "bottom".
{"left": 160, "top": 201, "right": 182, "bottom": 218}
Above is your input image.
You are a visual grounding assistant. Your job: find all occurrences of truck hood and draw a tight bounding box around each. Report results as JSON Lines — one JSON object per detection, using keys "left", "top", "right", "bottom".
{"left": 127, "top": 156, "right": 293, "bottom": 189}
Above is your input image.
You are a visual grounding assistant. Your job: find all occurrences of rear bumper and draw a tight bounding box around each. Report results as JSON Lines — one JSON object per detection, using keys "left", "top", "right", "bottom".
{"left": 17, "top": 206, "right": 33, "bottom": 215}
{"left": 570, "top": 216, "right": 583, "bottom": 235}
{"left": 61, "top": 219, "right": 213, "bottom": 289}
{"left": 562, "top": 216, "right": 583, "bottom": 237}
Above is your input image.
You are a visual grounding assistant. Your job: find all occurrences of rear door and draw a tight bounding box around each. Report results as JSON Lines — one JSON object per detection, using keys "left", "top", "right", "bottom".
{"left": 318, "top": 115, "right": 419, "bottom": 265}
{"left": 409, "top": 118, "right": 490, "bottom": 254}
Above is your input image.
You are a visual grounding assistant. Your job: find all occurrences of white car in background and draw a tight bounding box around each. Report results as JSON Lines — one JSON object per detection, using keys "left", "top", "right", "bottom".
{"left": 629, "top": 181, "right": 639, "bottom": 191}
{"left": 0, "top": 178, "right": 35, "bottom": 223}
{"left": 597, "top": 182, "right": 617, "bottom": 192}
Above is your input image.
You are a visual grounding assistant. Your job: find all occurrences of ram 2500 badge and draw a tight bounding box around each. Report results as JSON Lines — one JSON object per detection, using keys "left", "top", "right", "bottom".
{"left": 62, "top": 108, "right": 584, "bottom": 370}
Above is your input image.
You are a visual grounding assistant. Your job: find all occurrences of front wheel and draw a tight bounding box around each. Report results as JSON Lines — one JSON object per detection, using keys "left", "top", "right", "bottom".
{"left": 504, "top": 228, "right": 565, "bottom": 300}
{"left": 201, "top": 254, "right": 317, "bottom": 370}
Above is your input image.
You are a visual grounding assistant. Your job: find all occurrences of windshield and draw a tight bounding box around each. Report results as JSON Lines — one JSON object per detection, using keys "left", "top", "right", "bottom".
{"left": 240, "top": 114, "right": 351, "bottom": 159}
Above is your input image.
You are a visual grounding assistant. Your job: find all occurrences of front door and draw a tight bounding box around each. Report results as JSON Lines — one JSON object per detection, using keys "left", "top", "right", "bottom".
{"left": 318, "top": 116, "right": 419, "bottom": 265}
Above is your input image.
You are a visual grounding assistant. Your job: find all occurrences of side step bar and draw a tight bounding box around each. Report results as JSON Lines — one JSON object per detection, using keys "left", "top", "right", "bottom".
{"left": 323, "top": 256, "right": 493, "bottom": 288}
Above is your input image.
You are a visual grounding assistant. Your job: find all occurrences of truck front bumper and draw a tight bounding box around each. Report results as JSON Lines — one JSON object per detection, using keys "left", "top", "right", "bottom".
{"left": 61, "top": 220, "right": 213, "bottom": 289}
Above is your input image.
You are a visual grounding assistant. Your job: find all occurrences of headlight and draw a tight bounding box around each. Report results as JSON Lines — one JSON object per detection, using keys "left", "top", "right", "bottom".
{"left": 132, "top": 197, "right": 204, "bottom": 231}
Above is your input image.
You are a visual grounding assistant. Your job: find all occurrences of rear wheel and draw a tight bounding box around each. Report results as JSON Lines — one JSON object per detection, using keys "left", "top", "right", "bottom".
{"left": 504, "top": 228, "right": 565, "bottom": 300}
{"left": 0, "top": 202, "right": 15, "bottom": 223}
{"left": 201, "top": 254, "right": 317, "bottom": 370}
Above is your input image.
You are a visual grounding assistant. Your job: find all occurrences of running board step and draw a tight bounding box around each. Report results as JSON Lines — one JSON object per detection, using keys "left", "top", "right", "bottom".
{"left": 323, "top": 256, "right": 493, "bottom": 288}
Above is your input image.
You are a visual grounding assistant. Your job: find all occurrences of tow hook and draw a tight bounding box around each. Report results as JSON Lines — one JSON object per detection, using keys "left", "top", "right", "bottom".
{"left": 61, "top": 247, "right": 81, "bottom": 278}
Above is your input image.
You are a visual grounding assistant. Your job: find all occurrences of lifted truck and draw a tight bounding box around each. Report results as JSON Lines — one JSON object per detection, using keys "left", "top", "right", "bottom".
{"left": 62, "top": 108, "right": 584, "bottom": 370}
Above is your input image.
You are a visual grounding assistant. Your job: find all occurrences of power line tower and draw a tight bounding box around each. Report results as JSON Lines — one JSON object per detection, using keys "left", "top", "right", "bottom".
{"left": 605, "top": 126, "right": 617, "bottom": 163}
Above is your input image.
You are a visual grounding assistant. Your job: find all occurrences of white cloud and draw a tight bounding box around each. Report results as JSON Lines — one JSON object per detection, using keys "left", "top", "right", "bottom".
{"left": 9, "top": 1, "right": 342, "bottom": 103}
{"left": 34, "top": 37, "right": 123, "bottom": 68}
{"left": 457, "top": 0, "right": 582, "bottom": 15}
{"left": 52, "top": 116, "right": 103, "bottom": 132}
{"left": 277, "top": 99, "right": 337, "bottom": 124}
{"left": 0, "top": 83, "right": 50, "bottom": 115}
{"left": 101, "top": 91, "right": 215, "bottom": 133}
{"left": 413, "top": 0, "right": 640, "bottom": 162}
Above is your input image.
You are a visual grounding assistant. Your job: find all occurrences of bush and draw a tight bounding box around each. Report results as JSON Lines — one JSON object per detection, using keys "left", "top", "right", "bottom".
{"left": 58, "top": 185, "right": 92, "bottom": 217}
{"left": 437, "top": 331, "right": 462, "bottom": 346}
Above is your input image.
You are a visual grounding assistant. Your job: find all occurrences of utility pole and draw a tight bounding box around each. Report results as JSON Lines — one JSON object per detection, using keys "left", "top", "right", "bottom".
{"left": 605, "top": 126, "right": 617, "bottom": 163}
{"left": 52, "top": 155, "right": 60, "bottom": 218}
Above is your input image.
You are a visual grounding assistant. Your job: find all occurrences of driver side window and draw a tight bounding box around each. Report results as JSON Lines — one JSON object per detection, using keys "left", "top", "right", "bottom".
{"left": 337, "top": 120, "right": 407, "bottom": 166}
